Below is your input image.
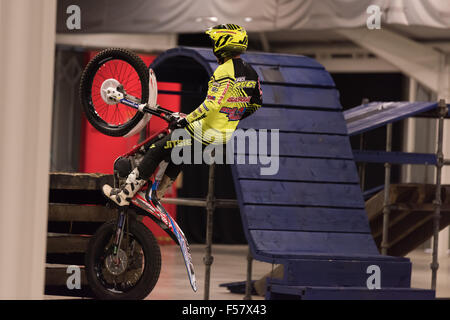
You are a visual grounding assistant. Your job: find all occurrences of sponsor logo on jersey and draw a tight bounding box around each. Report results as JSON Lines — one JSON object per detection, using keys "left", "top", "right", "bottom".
{"left": 227, "top": 96, "right": 251, "bottom": 103}
{"left": 220, "top": 106, "right": 246, "bottom": 121}
{"left": 234, "top": 80, "right": 256, "bottom": 89}
{"left": 164, "top": 139, "right": 193, "bottom": 149}
{"left": 217, "top": 81, "right": 231, "bottom": 104}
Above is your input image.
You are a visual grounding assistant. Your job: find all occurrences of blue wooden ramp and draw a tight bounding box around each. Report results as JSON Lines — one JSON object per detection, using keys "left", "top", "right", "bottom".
{"left": 150, "top": 47, "right": 435, "bottom": 300}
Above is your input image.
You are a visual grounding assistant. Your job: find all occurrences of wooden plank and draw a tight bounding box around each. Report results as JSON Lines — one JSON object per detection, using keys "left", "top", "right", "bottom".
{"left": 365, "top": 188, "right": 385, "bottom": 221}
{"left": 45, "top": 266, "right": 88, "bottom": 287}
{"left": 50, "top": 172, "right": 113, "bottom": 190}
{"left": 388, "top": 212, "right": 450, "bottom": 256}
{"left": 260, "top": 85, "right": 341, "bottom": 109}
{"left": 242, "top": 52, "right": 325, "bottom": 68}
{"left": 181, "top": 49, "right": 322, "bottom": 68}
{"left": 252, "top": 65, "right": 335, "bottom": 87}
{"left": 243, "top": 205, "right": 371, "bottom": 233}
{"left": 238, "top": 108, "right": 348, "bottom": 135}
{"left": 383, "top": 212, "right": 433, "bottom": 249}
{"left": 345, "top": 101, "right": 438, "bottom": 136}
{"left": 48, "top": 203, "right": 115, "bottom": 222}
{"left": 363, "top": 183, "right": 450, "bottom": 255}
{"left": 282, "top": 258, "right": 412, "bottom": 287}
{"left": 233, "top": 132, "right": 354, "bottom": 159}
{"left": 268, "top": 285, "right": 435, "bottom": 300}
{"left": 250, "top": 230, "right": 379, "bottom": 256}
{"left": 371, "top": 209, "right": 414, "bottom": 238}
{"left": 240, "top": 180, "right": 365, "bottom": 208}
{"left": 234, "top": 157, "right": 360, "bottom": 183}
{"left": 186, "top": 47, "right": 216, "bottom": 62}
{"left": 46, "top": 235, "right": 90, "bottom": 253}
{"left": 255, "top": 250, "right": 408, "bottom": 262}
{"left": 371, "top": 203, "right": 450, "bottom": 229}
{"left": 207, "top": 61, "right": 334, "bottom": 86}
{"left": 345, "top": 102, "right": 437, "bottom": 123}
{"left": 365, "top": 184, "right": 445, "bottom": 221}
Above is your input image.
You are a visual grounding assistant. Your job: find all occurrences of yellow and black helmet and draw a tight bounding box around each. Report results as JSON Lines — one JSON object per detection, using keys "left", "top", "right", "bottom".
{"left": 206, "top": 24, "right": 248, "bottom": 61}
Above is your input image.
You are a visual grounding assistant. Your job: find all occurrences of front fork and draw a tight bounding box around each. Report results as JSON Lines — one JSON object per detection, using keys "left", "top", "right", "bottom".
{"left": 112, "top": 207, "right": 127, "bottom": 261}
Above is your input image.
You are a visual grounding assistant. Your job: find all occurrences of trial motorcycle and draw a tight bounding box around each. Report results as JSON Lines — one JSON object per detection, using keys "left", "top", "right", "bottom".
{"left": 79, "top": 48, "right": 197, "bottom": 299}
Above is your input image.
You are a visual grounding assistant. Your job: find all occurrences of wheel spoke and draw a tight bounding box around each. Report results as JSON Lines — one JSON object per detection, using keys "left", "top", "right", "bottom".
{"left": 88, "top": 58, "right": 141, "bottom": 127}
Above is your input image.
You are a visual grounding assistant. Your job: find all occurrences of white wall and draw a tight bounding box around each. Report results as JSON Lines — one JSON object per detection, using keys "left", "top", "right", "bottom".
{"left": 0, "top": 0, "right": 56, "bottom": 299}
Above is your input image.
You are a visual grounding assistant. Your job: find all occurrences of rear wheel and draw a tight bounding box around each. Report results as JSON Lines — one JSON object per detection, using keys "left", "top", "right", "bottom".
{"left": 79, "top": 48, "right": 149, "bottom": 137}
{"left": 85, "top": 219, "right": 161, "bottom": 300}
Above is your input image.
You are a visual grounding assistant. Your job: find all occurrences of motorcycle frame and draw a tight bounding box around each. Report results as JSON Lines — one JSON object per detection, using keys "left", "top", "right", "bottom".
{"left": 108, "top": 98, "right": 198, "bottom": 292}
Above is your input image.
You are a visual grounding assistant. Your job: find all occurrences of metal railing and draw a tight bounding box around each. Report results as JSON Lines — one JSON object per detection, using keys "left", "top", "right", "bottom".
{"left": 361, "top": 99, "right": 448, "bottom": 291}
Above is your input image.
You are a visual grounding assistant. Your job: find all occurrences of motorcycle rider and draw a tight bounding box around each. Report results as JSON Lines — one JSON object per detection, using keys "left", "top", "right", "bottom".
{"left": 103, "top": 23, "right": 263, "bottom": 208}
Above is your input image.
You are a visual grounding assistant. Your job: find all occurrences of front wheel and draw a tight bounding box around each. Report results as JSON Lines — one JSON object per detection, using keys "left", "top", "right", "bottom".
{"left": 79, "top": 48, "right": 149, "bottom": 137}
{"left": 85, "top": 219, "right": 161, "bottom": 300}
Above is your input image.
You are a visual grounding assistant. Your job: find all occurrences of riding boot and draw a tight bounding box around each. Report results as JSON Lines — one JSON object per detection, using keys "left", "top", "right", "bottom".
{"left": 156, "top": 174, "right": 175, "bottom": 200}
{"left": 102, "top": 168, "right": 147, "bottom": 207}
{"left": 146, "top": 175, "right": 175, "bottom": 214}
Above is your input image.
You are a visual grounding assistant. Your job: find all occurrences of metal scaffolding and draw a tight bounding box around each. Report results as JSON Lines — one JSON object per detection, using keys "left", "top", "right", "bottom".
{"left": 359, "top": 99, "right": 448, "bottom": 291}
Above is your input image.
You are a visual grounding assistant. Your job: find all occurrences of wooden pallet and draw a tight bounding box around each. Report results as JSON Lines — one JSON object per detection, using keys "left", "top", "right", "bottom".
{"left": 366, "top": 183, "right": 450, "bottom": 256}
{"left": 45, "top": 172, "right": 114, "bottom": 297}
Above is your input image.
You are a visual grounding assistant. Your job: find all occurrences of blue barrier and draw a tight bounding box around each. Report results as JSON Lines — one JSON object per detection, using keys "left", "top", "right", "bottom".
{"left": 150, "top": 47, "right": 435, "bottom": 299}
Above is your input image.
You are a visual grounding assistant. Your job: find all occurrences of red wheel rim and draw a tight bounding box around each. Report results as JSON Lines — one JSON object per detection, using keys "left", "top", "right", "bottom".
{"left": 90, "top": 59, "right": 143, "bottom": 127}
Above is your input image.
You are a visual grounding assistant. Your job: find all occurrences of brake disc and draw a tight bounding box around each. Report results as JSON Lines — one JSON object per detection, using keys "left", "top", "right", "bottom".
{"left": 105, "top": 249, "right": 128, "bottom": 276}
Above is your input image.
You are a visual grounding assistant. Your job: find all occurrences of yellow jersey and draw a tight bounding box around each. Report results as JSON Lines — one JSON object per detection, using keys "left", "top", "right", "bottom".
{"left": 185, "top": 57, "right": 262, "bottom": 145}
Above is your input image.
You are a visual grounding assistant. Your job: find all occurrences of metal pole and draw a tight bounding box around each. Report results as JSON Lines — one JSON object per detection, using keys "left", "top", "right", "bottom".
{"left": 358, "top": 98, "right": 369, "bottom": 191}
{"left": 358, "top": 133, "right": 366, "bottom": 191}
{"left": 431, "top": 99, "right": 446, "bottom": 290}
{"left": 203, "top": 162, "right": 216, "bottom": 300}
{"left": 381, "top": 123, "right": 393, "bottom": 255}
{"left": 161, "top": 197, "right": 237, "bottom": 208}
{"left": 244, "top": 247, "right": 253, "bottom": 300}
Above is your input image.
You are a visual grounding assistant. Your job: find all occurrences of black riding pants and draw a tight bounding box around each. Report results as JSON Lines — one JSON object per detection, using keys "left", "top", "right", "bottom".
{"left": 137, "top": 131, "right": 206, "bottom": 181}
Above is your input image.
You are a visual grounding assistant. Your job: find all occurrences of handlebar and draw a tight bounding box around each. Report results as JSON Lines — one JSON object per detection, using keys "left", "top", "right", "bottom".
{"left": 114, "top": 87, "right": 182, "bottom": 124}
{"left": 143, "top": 104, "right": 174, "bottom": 122}
{"left": 118, "top": 96, "right": 175, "bottom": 123}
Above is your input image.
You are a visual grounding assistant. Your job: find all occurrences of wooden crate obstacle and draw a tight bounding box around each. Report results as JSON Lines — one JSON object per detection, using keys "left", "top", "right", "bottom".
{"left": 45, "top": 172, "right": 114, "bottom": 297}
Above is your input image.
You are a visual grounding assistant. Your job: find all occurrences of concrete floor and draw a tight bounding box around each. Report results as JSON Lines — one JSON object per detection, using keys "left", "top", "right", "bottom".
{"left": 407, "top": 249, "right": 450, "bottom": 298}
{"left": 45, "top": 244, "right": 450, "bottom": 300}
{"left": 148, "top": 244, "right": 268, "bottom": 300}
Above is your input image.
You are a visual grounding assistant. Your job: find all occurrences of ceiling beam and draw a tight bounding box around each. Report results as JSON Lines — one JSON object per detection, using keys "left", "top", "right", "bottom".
{"left": 55, "top": 33, "right": 177, "bottom": 53}
{"left": 335, "top": 28, "right": 444, "bottom": 96}
{"left": 316, "top": 57, "right": 399, "bottom": 73}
